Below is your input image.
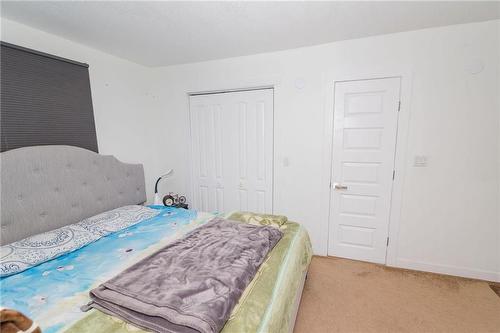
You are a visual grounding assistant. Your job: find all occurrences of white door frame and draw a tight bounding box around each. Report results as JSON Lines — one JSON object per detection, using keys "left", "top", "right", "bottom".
{"left": 322, "top": 69, "right": 413, "bottom": 266}
{"left": 186, "top": 85, "right": 276, "bottom": 213}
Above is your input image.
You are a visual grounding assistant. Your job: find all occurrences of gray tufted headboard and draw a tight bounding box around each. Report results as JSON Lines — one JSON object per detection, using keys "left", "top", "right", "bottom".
{"left": 1, "top": 145, "right": 147, "bottom": 244}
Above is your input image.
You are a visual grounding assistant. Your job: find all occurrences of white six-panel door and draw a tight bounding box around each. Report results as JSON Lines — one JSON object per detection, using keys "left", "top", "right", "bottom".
{"left": 189, "top": 89, "right": 273, "bottom": 214}
{"left": 328, "top": 78, "right": 401, "bottom": 264}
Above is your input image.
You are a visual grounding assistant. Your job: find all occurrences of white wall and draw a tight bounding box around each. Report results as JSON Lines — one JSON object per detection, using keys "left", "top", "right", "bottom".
{"left": 2, "top": 18, "right": 499, "bottom": 281}
{"left": 1, "top": 19, "right": 165, "bottom": 201}
{"left": 147, "top": 20, "right": 500, "bottom": 281}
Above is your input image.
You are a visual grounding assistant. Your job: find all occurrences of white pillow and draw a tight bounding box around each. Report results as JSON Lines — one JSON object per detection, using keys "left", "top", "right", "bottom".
{"left": 76, "top": 205, "right": 159, "bottom": 236}
{"left": 0, "top": 224, "right": 98, "bottom": 277}
{"left": 0, "top": 205, "right": 159, "bottom": 277}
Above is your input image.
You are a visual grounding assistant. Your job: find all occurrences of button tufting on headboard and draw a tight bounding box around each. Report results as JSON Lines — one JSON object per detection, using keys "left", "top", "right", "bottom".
{"left": 0, "top": 145, "right": 147, "bottom": 245}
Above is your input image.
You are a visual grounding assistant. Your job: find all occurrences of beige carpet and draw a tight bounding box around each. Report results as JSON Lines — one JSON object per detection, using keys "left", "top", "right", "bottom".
{"left": 294, "top": 256, "right": 500, "bottom": 333}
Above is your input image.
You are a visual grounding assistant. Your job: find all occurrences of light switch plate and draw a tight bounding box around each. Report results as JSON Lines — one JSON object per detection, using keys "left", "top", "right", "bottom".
{"left": 414, "top": 155, "right": 428, "bottom": 167}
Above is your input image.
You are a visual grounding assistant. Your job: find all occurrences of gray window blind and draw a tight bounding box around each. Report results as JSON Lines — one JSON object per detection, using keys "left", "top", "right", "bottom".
{"left": 1, "top": 42, "right": 98, "bottom": 152}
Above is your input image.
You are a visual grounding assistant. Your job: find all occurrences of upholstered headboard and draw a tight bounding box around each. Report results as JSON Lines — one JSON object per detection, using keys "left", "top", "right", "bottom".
{"left": 1, "top": 145, "right": 147, "bottom": 244}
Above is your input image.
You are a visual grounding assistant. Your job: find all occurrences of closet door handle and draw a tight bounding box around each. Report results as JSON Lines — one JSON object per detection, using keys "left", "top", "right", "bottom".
{"left": 334, "top": 183, "right": 348, "bottom": 190}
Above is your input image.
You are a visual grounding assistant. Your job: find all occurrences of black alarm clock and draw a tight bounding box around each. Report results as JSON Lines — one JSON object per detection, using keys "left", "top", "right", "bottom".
{"left": 163, "top": 193, "right": 188, "bottom": 209}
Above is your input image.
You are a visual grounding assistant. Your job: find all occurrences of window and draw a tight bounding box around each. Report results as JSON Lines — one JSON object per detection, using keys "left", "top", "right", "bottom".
{"left": 1, "top": 42, "right": 98, "bottom": 152}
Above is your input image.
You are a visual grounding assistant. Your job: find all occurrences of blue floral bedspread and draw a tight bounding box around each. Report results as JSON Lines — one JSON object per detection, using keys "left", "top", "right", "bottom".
{"left": 0, "top": 207, "right": 217, "bottom": 333}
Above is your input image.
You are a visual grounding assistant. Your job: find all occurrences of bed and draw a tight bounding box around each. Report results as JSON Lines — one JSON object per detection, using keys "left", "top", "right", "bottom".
{"left": 0, "top": 145, "right": 312, "bottom": 333}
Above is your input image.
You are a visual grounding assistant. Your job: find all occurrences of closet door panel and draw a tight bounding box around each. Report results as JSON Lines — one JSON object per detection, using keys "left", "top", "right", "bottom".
{"left": 190, "top": 89, "right": 273, "bottom": 214}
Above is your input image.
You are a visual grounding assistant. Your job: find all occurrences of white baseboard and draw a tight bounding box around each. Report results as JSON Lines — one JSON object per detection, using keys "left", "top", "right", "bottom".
{"left": 393, "top": 258, "right": 500, "bottom": 283}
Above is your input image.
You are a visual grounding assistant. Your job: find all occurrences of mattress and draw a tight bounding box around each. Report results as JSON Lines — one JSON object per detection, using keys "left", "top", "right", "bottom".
{"left": 0, "top": 207, "right": 312, "bottom": 333}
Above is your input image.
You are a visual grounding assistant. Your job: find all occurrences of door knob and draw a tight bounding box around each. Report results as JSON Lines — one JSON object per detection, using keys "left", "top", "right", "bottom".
{"left": 334, "top": 183, "right": 348, "bottom": 190}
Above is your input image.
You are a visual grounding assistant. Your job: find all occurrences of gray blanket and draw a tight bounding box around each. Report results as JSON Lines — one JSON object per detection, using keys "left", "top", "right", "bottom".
{"left": 88, "top": 217, "right": 283, "bottom": 333}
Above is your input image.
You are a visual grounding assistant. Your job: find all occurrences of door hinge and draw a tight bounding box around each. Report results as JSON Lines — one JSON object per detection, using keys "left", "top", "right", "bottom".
{"left": 386, "top": 237, "right": 390, "bottom": 246}
{"left": 392, "top": 170, "right": 395, "bottom": 180}
{"left": 398, "top": 101, "right": 401, "bottom": 112}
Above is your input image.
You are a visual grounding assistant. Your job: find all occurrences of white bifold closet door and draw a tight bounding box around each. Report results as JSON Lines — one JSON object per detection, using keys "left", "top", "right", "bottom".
{"left": 189, "top": 89, "right": 273, "bottom": 214}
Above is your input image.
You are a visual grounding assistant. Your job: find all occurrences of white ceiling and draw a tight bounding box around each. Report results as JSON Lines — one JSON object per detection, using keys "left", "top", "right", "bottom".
{"left": 1, "top": 1, "right": 499, "bottom": 67}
